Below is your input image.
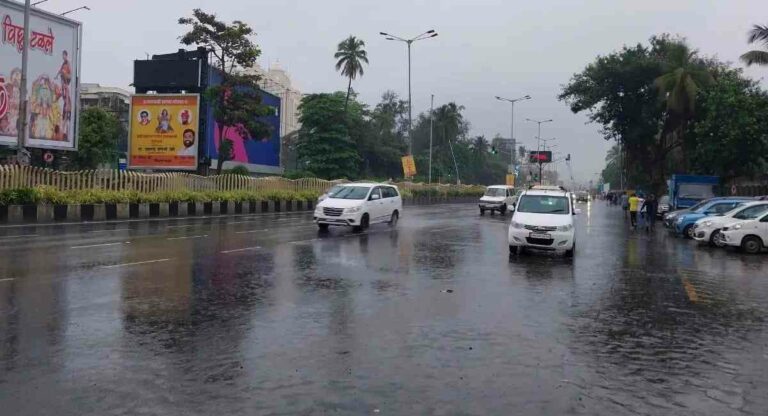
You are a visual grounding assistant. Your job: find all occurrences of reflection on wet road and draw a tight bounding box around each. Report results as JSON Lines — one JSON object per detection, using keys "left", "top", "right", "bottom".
{"left": 0, "top": 203, "right": 766, "bottom": 415}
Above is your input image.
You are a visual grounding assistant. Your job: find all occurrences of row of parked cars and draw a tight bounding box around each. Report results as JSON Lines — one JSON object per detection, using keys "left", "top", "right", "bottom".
{"left": 663, "top": 197, "right": 768, "bottom": 254}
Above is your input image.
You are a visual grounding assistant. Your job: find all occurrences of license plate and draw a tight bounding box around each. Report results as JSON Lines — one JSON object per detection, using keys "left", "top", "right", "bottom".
{"left": 529, "top": 232, "right": 552, "bottom": 239}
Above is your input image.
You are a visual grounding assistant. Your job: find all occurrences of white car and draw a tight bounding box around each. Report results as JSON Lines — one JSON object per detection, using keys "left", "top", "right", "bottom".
{"left": 508, "top": 187, "right": 579, "bottom": 257}
{"left": 720, "top": 211, "right": 768, "bottom": 254}
{"left": 692, "top": 202, "right": 768, "bottom": 247}
{"left": 314, "top": 183, "right": 402, "bottom": 232}
{"left": 479, "top": 185, "right": 516, "bottom": 215}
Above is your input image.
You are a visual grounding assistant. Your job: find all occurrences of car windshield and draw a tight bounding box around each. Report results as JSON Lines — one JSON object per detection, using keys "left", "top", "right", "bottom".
{"left": 732, "top": 205, "right": 768, "bottom": 220}
{"left": 484, "top": 188, "right": 507, "bottom": 197}
{"left": 687, "top": 200, "right": 709, "bottom": 211}
{"left": 330, "top": 186, "right": 371, "bottom": 200}
{"left": 326, "top": 185, "right": 343, "bottom": 196}
{"left": 517, "top": 195, "right": 570, "bottom": 215}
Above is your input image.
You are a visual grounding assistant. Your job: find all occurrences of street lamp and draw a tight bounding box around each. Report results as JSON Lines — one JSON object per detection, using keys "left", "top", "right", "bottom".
{"left": 526, "top": 118, "right": 554, "bottom": 184}
{"left": 495, "top": 94, "right": 531, "bottom": 173}
{"left": 61, "top": 6, "right": 89, "bottom": 15}
{"left": 380, "top": 29, "right": 438, "bottom": 155}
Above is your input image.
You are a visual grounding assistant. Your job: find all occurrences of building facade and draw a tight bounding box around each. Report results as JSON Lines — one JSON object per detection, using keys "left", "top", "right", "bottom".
{"left": 79, "top": 83, "right": 131, "bottom": 153}
{"left": 243, "top": 62, "right": 302, "bottom": 138}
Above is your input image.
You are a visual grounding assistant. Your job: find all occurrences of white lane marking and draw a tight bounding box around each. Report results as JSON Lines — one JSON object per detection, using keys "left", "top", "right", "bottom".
{"left": 226, "top": 220, "right": 256, "bottom": 225}
{"left": 430, "top": 227, "right": 461, "bottom": 233}
{"left": 88, "top": 228, "right": 131, "bottom": 233}
{"left": 166, "top": 235, "right": 208, "bottom": 241}
{"left": 235, "top": 228, "right": 269, "bottom": 234}
{"left": 100, "top": 258, "right": 171, "bottom": 269}
{"left": 0, "top": 234, "right": 39, "bottom": 240}
{"left": 71, "top": 242, "right": 130, "bottom": 249}
{"left": 0, "top": 278, "right": 15, "bottom": 283}
{"left": 166, "top": 224, "right": 197, "bottom": 229}
{"left": 289, "top": 238, "right": 323, "bottom": 244}
{"left": 221, "top": 246, "right": 261, "bottom": 254}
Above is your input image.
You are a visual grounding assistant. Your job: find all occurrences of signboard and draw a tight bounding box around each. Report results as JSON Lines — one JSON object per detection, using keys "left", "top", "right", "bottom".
{"left": 0, "top": 2, "right": 82, "bottom": 150}
{"left": 128, "top": 94, "right": 200, "bottom": 170}
{"left": 506, "top": 174, "right": 515, "bottom": 186}
{"left": 401, "top": 155, "right": 416, "bottom": 177}
{"left": 603, "top": 183, "right": 611, "bottom": 193}
{"left": 528, "top": 151, "right": 552, "bottom": 164}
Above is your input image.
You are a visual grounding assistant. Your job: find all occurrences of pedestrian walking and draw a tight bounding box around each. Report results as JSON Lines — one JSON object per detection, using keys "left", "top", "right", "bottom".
{"left": 628, "top": 193, "right": 639, "bottom": 227}
{"left": 642, "top": 194, "right": 658, "bottom": 231}
{"left": 621, "top": 193, "right": 629, "bottom": 217}
{"left": 637, "top": 194, "right": 647, "bottom": 230}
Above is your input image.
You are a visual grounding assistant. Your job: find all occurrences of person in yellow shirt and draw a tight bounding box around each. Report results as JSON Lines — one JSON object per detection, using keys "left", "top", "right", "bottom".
{"left": 628, "top": 193, "right": 640, "bottom": 227}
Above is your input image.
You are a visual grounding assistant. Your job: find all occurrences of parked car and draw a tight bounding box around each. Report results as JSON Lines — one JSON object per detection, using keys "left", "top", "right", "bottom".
{"left": 479, "top": 185, "right": 516, "bottom": 215}
{"left": 314, "top": 183, "right": 402, "bottom": 232}
{"left": 664, "top": 197, "right": 753, "bottom": 228}
{"left": 317, "top": 184, "right": 344, "bottom": 203}
{"left": 692, "top": 202, "right": 768, "bottom": 246}
{"left": 673, "top": 199, "right": 747, "bottom": 238}
{"left": 657, "top": 195, "right": 671, "bottom": 218}
{"left": 508, "top": 187, "right": 579, "bottom": 257}
{"left": 720, "top": 211, "right": 768, "bottom": 254}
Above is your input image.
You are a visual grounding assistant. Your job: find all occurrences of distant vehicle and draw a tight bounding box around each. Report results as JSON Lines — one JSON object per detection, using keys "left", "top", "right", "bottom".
{"left": 317, "top": 184, "right": 344, "bottom": 203}
{"left": 657, "top": 195, "right": 671, "bottom": 218}
{"left": 314, "top": 183, "right": 402, "bottom": 232}
{"left": 479, "top": 185, "right": 516, "bottom": 215}
{"left": 667, "top": 174, "right": 719, "bottom": 211}
{"left": 508, "top": 187, "right": 579, "bottom": 257}
{"left": 575, "top": 191, "right": 590, "bottom": 203}
{"left": 693, "top": 202, "right": 768, "bottom": 247}
{"left": 673, "top": 198, "right": 747, "bottom": 238}
{"left": 720, "top": 210, "right": 768, "bottom": 254}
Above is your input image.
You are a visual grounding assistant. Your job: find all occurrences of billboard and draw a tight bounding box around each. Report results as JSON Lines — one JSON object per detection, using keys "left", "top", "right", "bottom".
{"left": 205, "top": 68, "right": 281, "bottom": 174}
{"left": 401, "top": 155, "right": 416, "bottom": 177}
{"left": 0, "top": 1, "right": 81, "bottom": 150}
{"left": 529, "top": 151, "right": 552, "bottom": 164}
{"left": 128, "top": 94, "right": 200, "bottom": 170}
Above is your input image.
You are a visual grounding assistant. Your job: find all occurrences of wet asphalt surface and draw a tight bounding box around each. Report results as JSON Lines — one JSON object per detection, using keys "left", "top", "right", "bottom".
{"left": 0, "top": 202, "right": 766, "bottom": 415}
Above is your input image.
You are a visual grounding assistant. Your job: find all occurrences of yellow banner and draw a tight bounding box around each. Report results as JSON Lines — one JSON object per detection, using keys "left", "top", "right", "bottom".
{"left": 401, "top": 155, "right": 417, "bottom": 177}
{"left": 129, "top": 94, "right": 200, "bottom": 170}
{"left": 506, "top": 174, "right": 516, "bottom": 186}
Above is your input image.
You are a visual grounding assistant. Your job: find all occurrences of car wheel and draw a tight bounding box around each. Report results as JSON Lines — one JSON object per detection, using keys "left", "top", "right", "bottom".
{"left": 509, "top": 245, "right": 518, "bottom": 255}
{"left": 741, "top": 236, "right": 763, "bottom": 254}
{"left": 709, "top": 230, "right": 723, "bottom": 247}
{"left": 500, "top": 204, "right": 507, "bottom": 216}
{"left": 388, "top": 210, "right": 399, "bottom": 227}
{"left": 480, "top": 208, "right": 485, "bottom": 216}
{"left": 361, "top": 214, "right": 370, "bottom": 230}
{"left": 565, "top": 244, "right": 575, "bottom": 258}
{"left": 683, "top": 224, "right": 695, "bottom": 239}
{"left": 318, "top": 223, "right": 329, "bottom": 231}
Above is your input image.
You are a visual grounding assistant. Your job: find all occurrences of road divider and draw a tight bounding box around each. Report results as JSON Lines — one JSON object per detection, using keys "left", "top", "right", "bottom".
{"left": 166, "top": 235, "right": 208, "bottom": 240}
{"left": 71, "top": 242, "right": 130, "bottom": 249}
{"left": 221, "top": 246, "right": 261, "bottom": 254}
{"left": 100, "top": 258, "right": 172, "bottom": 269}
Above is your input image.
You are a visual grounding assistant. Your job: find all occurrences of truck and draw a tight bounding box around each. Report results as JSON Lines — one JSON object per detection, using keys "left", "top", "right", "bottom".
{"left": 667, "top": 175, "right": 720, "bottom": 210}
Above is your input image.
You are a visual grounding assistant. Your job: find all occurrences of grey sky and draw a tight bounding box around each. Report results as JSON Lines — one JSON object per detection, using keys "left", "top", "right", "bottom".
{"left": 42, "top": 0, "right": 766, "bottom": 183}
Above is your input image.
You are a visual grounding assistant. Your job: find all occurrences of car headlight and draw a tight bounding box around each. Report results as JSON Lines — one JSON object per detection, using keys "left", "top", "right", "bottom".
{"left": 702, "top": 220, "right": 713, "bottom": 227}
{"left": 676, "top": 217, "right": 685, "bottom": 224}
{"left": 510, "top": 221, "right": 525, "bottom": 229}
{"left": 733, "top": 223, "right": 743, "bottom": 230}
{"left": 557, "top": 224, "right": 573, "bottom": 232}
{"left": 344, "top": 206, "right": 362, "bottom": 214}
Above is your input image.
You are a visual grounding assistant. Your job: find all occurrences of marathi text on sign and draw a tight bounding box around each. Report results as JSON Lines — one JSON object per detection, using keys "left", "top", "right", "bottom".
{"left": 2, "top": 15, "right": 55, "bottom": 55}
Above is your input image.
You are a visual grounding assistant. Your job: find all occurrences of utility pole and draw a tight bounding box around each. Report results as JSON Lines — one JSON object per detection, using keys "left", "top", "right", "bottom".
{"left": 17, "top": 0, "right": 32, "bottom": 164}
{"left": 428, "top": 94, "right": 434, "bottom": 184}
{"left": 526, "top": 118, "right": 553, "bottom": 185}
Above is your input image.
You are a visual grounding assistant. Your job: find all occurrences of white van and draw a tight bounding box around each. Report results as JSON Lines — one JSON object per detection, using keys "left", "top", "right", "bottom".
{"left": 314, "top": 183, "right": 402, "bottom": 232}
{"left": 479, "top": 185, "right": 516, "bottom": 215}
{"left": 508, "top": 186, "right": 579, "bottom": 257}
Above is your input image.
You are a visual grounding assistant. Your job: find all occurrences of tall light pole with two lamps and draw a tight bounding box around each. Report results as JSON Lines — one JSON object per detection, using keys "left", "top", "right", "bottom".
{"left": 379, "top": 30, "right": 438, "bottom": 156}
{"left": 525, "top": 118, "right": 554, "bottom": 184}
{"left": 495, "top": 95, "right": 530, "bottom": 178}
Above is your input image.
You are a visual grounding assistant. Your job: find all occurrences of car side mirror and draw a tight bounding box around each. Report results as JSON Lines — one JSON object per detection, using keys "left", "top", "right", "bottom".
{"left": 370, "top": 194, "right": 381, "bottom": 201}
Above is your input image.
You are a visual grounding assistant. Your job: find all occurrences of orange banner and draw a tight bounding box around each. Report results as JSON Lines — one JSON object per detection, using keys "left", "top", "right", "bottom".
{"left": 128, "top": 94, "right": 200, "bottom": 170}
{"left": 401, "top": 155, "right": 417, "bottom": 178}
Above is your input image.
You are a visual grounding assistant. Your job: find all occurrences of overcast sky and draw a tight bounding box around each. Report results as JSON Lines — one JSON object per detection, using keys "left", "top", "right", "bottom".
{"left": 40, "top": 0, "right": 766, "bottom": 183}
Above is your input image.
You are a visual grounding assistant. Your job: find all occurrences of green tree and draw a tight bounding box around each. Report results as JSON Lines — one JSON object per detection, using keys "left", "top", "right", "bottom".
{"left": 358, "top": 91, "right": 408, "bottom": 178}
{"left": 179, "top": 9, "right": 272, "bottom": 174}
{"left": 740, "top": 24, "right": 768, "bottom": 67}
{"left": 296, "top": 93, "right": 360, "bottom": 179}
{"left": 71, "top": 107, "right": 121, "bottom": 169}
{"left": 334, "top": 36, "right": 369, "bottom": 112}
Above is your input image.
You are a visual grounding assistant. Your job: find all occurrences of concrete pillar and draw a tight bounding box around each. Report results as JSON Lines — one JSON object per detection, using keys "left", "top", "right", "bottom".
{"left": 115, "top": 203, "right": 130, "bottom": 220}
{"left": 177, "top": 203, "right": 188, "bottom": 217}
{"left": 158, "top": 203, "right": 169, "bottom": 217}
{"left": 7, "top": 206, "right": 24, "bottom": 224}
{"left": 138, "top": 203, "right": 150, "bottom": 218}
{"left": 266, "top": 200, "right": 275, "bottom": 212}
{"left": 93, "top": 204, "right": 107, "bottom": 221}
{"left": 211, "top": 202, "right": 221, "bottom": 215}
{"left": 66, "top": 205, "right": 80, "bottom": 221}
{"left": 37, "top": 204, "right": 53, "bottom": 223}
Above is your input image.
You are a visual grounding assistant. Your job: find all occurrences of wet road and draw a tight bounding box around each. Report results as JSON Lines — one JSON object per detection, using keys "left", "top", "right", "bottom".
{"left": 0, "top": 202, "right": 766, "bottom": 415}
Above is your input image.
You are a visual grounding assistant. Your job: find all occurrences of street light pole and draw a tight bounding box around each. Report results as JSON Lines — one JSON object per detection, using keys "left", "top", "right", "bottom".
{"left": 495, "top": 95, "right": 531, "bottom": 178}
{"left": 526, "top": 118, "right": 553, "bottom": 184}
{"left": 380, "top": 30, "right": 438, "bottom": 156}
{"left": 429, "top": 94, "right": 434, "bottom": 184}
{"left": 17, "top": 0, "right": 32, "bottom": 164}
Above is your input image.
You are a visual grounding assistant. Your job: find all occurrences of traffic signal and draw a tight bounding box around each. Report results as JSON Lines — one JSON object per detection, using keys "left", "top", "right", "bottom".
{"left": 491, "top": 146, "right": 498, "bottom": 155}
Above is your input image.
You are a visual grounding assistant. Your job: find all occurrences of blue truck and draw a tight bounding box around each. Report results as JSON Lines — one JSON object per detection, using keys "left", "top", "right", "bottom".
{"left": 667, "top": 175, "right": 720, "bottom": 211}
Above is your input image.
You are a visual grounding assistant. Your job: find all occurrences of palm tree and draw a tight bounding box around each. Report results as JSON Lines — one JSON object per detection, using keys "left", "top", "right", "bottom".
{"left": 740, "top": 24, "right": 768, "bottom": 66}
{"left": 334, "top": 36, "right": 369, "bottom": 111}
{"left": 654, "top": 42, "right": 713, "bottom": 169}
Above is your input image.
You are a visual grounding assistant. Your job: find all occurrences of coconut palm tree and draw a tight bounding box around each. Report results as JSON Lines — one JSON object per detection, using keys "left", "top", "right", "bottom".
{"left": 740, "top": 24, "right": 768, "bottom": 66}
{"left": 654, "top": 42, "right": 713, "bottom": 168}
{"left": 334, "top": 36, "right": 369, "bottom": 111}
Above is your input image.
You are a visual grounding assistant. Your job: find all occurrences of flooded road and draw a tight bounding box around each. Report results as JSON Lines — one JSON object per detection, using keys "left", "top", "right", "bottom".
{"left": 0, "top": 202, "right": 766, "bottom": 415}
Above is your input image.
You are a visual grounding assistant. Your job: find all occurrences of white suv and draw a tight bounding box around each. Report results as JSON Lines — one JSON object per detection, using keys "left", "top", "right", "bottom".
{"left": 720, "top": 210, "right": 768, "bottom": 254}
{"left": 508, "top": 187, "right": 579, "bottom": 257}
{"left": 479, "top": 185, "right": 516, "bottom": 215}
{"left": 692, "top": 202, "right": 768, "bottom": 247}
{"left": 314, "top": 183, "right": 402, "bottom": 232}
